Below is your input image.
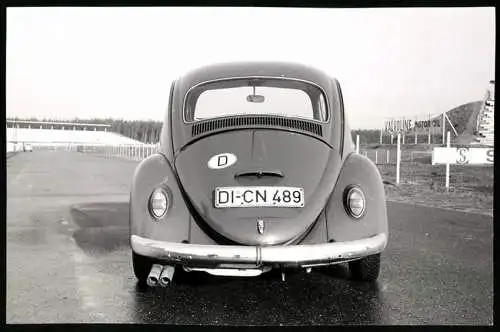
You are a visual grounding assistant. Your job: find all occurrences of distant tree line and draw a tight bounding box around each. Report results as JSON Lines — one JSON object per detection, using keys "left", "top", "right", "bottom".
{"left": 7, "top": 110, "right": 471, "bottom": 146}
{"left": 4, "top": 117, "right": 422, "bottom": 145}
{"left": 351, "top": 129, "right": 381, "bottom": 144}
{"left": 349, "top": 104, "right": 477, "bottom": 145}
{"left": 6, "top": 117, "right": 163, "bottom": 143}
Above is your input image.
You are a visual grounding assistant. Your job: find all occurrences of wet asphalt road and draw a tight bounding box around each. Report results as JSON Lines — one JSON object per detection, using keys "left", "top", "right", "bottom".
{"left": 6, "top": 151, "right": 493, "bottom": 325}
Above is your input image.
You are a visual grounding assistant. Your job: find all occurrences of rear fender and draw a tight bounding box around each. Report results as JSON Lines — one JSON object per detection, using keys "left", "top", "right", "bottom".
{"left": 325, "top": 153, "right": 388, "bottom": 242}
{"left": 129, "top": 154, "right": 190, "bottom": 243}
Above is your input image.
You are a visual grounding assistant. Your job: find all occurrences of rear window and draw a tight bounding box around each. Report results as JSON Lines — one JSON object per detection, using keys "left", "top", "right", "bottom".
{"left": 184, "top": 78, "right": 328, "bottom": 122}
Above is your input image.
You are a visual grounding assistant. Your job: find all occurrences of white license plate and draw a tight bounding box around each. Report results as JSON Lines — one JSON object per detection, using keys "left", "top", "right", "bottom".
{"left": 214, "top": 186, "right": 305, "bottom": 208}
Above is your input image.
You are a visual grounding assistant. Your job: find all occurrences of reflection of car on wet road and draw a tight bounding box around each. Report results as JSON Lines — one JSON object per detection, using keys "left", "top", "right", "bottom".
{"left": 129, "top": 62, "right": 389, "bottom": 287}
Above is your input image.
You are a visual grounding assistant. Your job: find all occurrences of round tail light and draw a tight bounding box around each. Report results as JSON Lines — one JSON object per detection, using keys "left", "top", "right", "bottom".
{"left": 149, "top": 188, "right": 169, "bottom": 219}
{"left": 345, "top": 186, "right": 366, "bottom": 219}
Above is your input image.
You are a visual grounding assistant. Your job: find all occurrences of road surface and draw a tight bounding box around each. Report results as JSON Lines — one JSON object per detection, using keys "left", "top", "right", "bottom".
{"left": 6, "top": 151, "right": 493, "bottom": 325}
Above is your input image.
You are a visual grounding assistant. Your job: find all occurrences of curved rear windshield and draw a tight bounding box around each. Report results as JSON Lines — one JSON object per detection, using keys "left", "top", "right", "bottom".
{"left": 184, "top": 78, "right": 328, "bottom": 122}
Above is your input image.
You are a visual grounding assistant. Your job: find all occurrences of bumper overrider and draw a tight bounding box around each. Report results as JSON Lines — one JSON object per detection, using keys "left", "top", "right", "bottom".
{"left": 130, "top": 233, "right": 387, "bottom": 270}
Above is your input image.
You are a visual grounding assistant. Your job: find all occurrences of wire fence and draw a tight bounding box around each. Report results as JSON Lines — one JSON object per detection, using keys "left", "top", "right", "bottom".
{"left": 359, "top": 144, "right": 493, "bottom": 193}
{"left": 358, "top": 148, "right": 433, "bottom": 165}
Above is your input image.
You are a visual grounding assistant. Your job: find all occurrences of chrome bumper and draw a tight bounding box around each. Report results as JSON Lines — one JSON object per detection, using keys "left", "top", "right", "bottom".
{"left": 130, "top": 233, "right": 387, "bottom": 269}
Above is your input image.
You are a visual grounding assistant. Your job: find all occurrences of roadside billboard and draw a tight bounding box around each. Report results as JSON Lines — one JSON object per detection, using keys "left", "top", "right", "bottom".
{"left": 384, "top": 116, "right": 442, "bottom": 135}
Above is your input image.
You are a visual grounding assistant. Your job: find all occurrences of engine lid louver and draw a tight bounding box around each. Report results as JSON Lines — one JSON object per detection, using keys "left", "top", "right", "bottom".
{"left": 191, "top": 116, "right": 323, "bottom": 137}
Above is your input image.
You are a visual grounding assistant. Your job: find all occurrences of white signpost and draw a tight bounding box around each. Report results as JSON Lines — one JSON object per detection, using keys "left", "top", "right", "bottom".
{"left": 445, "top": 132, "right": 450, "bottom": 189}
{"left": 396, "top": 133, "right": 401, "bottom": 185}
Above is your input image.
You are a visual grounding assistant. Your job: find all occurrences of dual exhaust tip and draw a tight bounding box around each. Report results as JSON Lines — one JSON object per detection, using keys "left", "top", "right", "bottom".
{"left": 147, "top": 264, "right": 175, "bottom": 287}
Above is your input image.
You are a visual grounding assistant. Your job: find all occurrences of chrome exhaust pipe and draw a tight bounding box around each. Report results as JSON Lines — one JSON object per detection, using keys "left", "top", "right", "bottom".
{"left": 147, "top": 264, "right": 163, "bottom": 287}
{"left": 158, "top": 265, "right": 175, "bottom": 287}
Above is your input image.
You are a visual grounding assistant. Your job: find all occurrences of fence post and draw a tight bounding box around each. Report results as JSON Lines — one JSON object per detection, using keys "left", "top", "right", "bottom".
{"left": 356, "top": 135, "right": 360, "bottom": 154}
{"left": 375, "top": 150, "right": 378, "bottom": 164}
{"left": 442, "top": 113, "right": 446, "bottom": 144}
{"left": 379, "top": 129, "right": 383, "bottom": 144}
{"left": 396, "top": 133, "right": 401, "bottom": 185}
{"left": 390, "top": 134, "right": 394, "bottom": 145}
{"left": 428, "top": 113, "right": 431, "bottom": 144}
{"left": 386, "top": 150, "right": 390, "bottom": 164}
{"left": 445, "top": 131, "right": 450, "bottom": 191}
{"left": 402, "top": 132, "right": 405, "bottom": 145}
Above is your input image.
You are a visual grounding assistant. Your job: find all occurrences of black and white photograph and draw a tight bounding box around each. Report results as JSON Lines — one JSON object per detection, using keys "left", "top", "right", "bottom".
{"left": 4, "top": 5, "right": 495, "bottom": 325}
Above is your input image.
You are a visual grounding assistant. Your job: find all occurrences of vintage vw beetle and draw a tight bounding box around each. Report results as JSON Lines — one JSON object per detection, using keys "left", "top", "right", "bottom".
{"left": 129, "top": 62, "right": 388, "bottom": 287}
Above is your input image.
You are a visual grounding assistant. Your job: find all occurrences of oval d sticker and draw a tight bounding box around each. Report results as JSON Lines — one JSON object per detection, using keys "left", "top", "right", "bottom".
{"left": 208, "top": 153, "right": 237, "bottom": 169}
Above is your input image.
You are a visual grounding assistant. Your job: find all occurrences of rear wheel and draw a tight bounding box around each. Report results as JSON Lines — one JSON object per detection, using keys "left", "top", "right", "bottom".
{"left": 349, "top": 254, "right": 381, "bottom": 282}
{"left": 132, "top": 252, "right": 154, "bottom": 285}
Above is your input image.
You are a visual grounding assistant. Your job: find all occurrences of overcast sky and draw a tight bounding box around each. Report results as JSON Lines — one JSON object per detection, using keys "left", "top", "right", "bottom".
{"left": 6, "top": 7, "right": 495, "bottom": 129}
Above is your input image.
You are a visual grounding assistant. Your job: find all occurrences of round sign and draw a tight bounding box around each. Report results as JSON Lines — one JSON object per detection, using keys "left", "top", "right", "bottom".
{"left": 208, "top": 153, "right": 237, "bottom": 169}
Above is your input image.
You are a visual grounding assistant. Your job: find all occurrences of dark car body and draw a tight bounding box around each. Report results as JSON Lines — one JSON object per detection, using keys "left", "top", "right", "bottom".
{"left": 129, "top": 62, "right": 388, "bottom": 285}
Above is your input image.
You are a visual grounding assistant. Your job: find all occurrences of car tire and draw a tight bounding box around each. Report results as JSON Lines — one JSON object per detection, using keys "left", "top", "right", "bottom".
{"left": 132, "top": 252, "right": 154, "bottom": 285}
{"left": 348, "top": 254, "right": 381, "bottom": 282}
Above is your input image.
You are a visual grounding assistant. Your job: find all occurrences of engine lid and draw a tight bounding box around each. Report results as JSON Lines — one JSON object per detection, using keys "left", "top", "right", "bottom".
{"left": 174, "top": 129, "right": 342, "bottom": 245}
